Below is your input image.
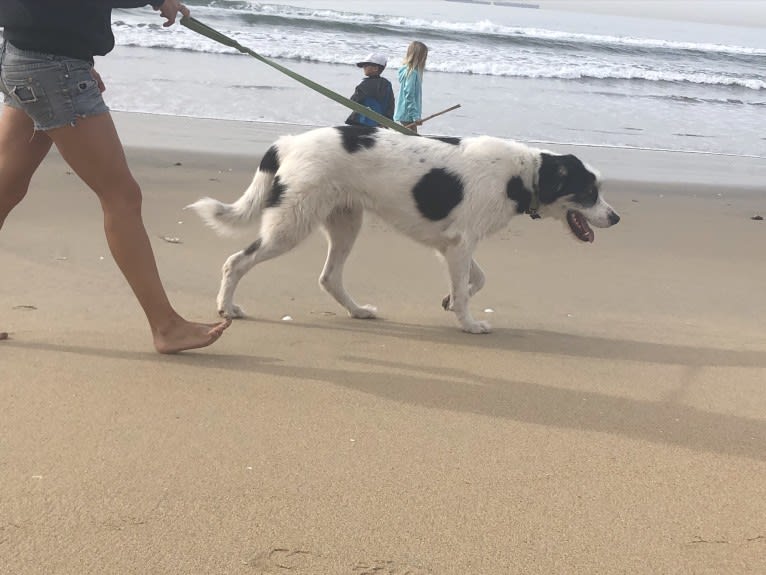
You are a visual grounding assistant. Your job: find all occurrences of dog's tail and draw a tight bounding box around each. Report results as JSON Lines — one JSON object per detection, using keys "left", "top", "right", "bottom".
{"left": 186, "top": 165, "right": 275, "bottom": 236}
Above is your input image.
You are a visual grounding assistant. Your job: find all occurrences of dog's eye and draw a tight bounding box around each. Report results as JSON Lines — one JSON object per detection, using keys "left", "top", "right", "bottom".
{"left": 576, "top": 185, "right": 598, "bottom": 207}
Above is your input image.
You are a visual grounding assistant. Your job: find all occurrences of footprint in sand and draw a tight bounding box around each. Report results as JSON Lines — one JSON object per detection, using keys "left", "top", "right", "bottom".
{"left": 352, "top": 560, "right": 433, "bottom": 575}
{"left": 244, "top": 548, "right": 432, "bottom": 574}
{"left": 244, "top": 548, "right": 328, "bottom": 573}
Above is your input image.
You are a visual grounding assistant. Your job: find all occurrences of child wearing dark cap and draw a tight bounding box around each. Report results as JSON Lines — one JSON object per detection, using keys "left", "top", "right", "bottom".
{"left": 345, "top": 52, "right": 395, "bottom": 127}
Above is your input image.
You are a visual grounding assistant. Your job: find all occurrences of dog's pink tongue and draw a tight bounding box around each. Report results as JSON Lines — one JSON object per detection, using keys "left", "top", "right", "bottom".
{"left": 567, "top": 210, "right": 594, "bottom": 243}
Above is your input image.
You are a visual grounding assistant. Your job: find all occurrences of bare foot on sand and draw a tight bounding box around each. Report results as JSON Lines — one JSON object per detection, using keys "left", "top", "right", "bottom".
{"left": 153, "top": 318, "right": 231, "bottom": 354}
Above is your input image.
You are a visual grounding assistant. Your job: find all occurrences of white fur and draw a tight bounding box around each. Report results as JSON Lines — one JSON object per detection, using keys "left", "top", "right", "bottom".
{"left": 188, "top": 127, "right": 619, "bottom": 333}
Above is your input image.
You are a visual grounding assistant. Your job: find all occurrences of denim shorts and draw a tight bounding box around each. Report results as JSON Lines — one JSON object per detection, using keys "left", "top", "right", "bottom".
{"left": 0, "top": 40, "right": 109, "bottom": 130}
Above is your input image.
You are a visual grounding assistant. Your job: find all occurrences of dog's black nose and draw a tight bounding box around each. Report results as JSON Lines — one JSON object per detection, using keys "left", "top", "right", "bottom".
{"left": 609, "top": 212, "right": 620, "bottom": 225}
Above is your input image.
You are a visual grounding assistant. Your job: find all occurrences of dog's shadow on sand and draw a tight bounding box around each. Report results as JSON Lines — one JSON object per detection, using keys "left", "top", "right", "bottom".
{"left": 260, "top": 314, "right": 766, "bottom": 369}
{"left": 210, "top": 317, "right": 766, "bottom": 462}
{"left": 6, "top": 317, "right": 766, "bottom": 461}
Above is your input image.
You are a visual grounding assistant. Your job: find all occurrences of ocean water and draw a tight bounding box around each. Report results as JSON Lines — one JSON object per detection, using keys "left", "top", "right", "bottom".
{"left": 99, "top": 0, "right": 765, "bottom": 157}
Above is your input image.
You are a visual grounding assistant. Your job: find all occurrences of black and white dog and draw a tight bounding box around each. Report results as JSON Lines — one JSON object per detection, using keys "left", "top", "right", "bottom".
{"left": 188, "top": 126, "right": 619, "bottom": 333}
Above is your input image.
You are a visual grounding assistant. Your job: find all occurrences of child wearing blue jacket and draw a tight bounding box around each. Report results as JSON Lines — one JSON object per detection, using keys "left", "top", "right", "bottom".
{"left": 394, "top": 41, "right": 429, "bottom": 133}
{"left": 345, "top": 53, "right": 395, "bottom": 127}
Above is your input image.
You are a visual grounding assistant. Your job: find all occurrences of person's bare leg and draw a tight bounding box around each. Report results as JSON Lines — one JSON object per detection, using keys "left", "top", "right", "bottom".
{"left": 46, "top": 112, "right": 230, "bottom": 353}
{"left": 0, "top": 107, "right": 53, "bottom": 342}
{"left": 0, "top": 107, "right": 53, "bottom": 228}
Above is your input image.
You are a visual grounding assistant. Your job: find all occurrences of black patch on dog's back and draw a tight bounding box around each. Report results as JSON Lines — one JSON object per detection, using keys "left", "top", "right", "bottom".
{"left": 506, "top": 175, "right": 532, "bottom": 214}
{"left": 259, "top": 145, "right": 280, "bottom": 174}
{"left": 428, "top": 136, "right": 461, "bottom": 146}
{"left": 538, "top": 153, "right": 598, "bottom": 206}
{"left": 266, "top": 175, "right": 286, "bottom": 208}
{"left": 336, "top": 125, "right": 379, "bottom": 153}
{"left": 412, "top": 168, "right": 464, "bottom": 221}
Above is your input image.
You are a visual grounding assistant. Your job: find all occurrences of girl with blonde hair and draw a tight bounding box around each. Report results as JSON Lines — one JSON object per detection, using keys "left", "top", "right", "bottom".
{"left": 394, "top": 41, "right": 428, "bottom": 133}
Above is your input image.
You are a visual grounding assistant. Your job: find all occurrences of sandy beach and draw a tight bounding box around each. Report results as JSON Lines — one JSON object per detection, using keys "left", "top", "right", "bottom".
{"left": 2, "top": 113, "right": 766, "bottom": 574}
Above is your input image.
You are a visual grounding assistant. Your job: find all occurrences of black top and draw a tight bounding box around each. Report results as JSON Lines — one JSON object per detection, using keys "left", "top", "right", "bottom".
{"left": 0, "top": 1, "right": 164, "bottom": 62}
{"left": 345, "top": 75, "right": 396, "bottom": 127}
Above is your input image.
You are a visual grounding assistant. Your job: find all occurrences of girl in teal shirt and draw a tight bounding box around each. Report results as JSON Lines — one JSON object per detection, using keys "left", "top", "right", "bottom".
{"left": 394, "top": 41, "right": 429, "bottom": 133}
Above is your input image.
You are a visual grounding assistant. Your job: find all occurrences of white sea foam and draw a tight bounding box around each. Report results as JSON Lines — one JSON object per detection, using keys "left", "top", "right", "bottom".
{"left": 104, "top": 1, "right": 766, "bottom": 156}
{"left": 112, "top": 4, "right": 765, "bottom": 91}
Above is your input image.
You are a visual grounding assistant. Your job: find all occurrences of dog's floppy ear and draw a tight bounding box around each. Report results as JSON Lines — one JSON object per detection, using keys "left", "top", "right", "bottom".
{"left": 537, "top": 153, "right": 570, "bottom": 204}
{"left": 538, "top": 153, "right": 594, "bottom": 204}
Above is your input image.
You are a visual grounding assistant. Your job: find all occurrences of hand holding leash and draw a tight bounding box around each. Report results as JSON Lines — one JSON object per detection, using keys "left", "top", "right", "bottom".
{"left": 155, "top": 0, "right": 190, "bottom": 27}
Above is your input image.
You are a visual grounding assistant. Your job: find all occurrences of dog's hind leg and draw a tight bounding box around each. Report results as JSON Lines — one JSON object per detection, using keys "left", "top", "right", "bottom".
{"left": 441, "top": 258, "right": 486, "bottom": 311}
{"left": 319, "top": 205, "right": 377, "bottom": 319}
{"left": 216, "top": 211, "right": 313, "bottom": 318}
{"left": 442, "top": 248, "right": 491, "bottom": 334}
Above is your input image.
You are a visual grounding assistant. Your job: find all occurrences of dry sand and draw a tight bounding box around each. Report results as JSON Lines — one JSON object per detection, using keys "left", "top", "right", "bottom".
{"left": 1, "top": 113, "right": 765, "bottom": 574}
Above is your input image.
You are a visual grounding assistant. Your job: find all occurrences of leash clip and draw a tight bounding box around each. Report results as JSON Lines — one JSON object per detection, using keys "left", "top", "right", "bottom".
{"left": 526, "top": 187, "right": 541, "bottom": 220}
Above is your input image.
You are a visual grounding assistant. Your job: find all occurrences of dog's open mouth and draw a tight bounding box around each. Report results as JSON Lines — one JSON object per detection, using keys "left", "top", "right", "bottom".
{"left": 567, "top": 209, "right": 594, "bottom": 243}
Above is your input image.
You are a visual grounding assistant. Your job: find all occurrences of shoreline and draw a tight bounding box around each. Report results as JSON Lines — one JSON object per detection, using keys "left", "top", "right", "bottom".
{"left": 112, "top": 111, "right": 766, "bottom": 190}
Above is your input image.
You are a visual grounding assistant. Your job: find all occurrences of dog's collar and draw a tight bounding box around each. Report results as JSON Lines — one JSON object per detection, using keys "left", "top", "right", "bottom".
{"left": 526, "top": 186, "right": 541, "bottom": 220}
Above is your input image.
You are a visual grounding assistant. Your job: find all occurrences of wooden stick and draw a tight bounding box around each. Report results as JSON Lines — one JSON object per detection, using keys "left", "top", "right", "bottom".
{"left": 404, "top": 104, "right": 461, "bottom": 129}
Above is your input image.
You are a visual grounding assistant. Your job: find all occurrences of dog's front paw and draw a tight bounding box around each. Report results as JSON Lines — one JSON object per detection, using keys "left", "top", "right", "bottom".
{"left": 462, "top": 320, "right": 492, "bottom": 334}
{"left": 218, "top": 303, "right": 246, "bottom": 319}
{"left": 441, "top": 294, "right": 453, "bottom": 311}
{"left": 350, "top": 304, "right": 377, "bottom": 319}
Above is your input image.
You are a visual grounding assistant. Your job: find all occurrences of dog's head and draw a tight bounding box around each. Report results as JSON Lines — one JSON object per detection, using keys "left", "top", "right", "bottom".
{"left": 533, "top": 152, "right": 619, "bottom": 242}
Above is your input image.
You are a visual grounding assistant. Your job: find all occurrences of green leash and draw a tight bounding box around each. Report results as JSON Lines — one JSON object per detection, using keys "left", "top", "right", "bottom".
{"left": 180, "top": 16, "right": 415, "bottom": 136}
